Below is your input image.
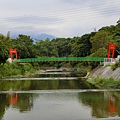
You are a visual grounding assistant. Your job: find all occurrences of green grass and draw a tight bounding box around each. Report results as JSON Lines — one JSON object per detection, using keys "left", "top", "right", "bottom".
{"left": 0, "top": 62, "right": 39, "bottom": 78}
{"left": 87, "top": 78, "right": 120, "bottom": 89}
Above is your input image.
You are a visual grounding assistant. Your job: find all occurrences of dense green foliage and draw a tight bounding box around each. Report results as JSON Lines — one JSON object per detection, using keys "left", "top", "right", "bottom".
{"left": 0, "top": 20, "right": 120, "bottom": 77}
{"left": 1, "top": 22, "right": 120, "bottom": 63}
{"left": 0, "top": 62, "right": 39, "bottom": 78}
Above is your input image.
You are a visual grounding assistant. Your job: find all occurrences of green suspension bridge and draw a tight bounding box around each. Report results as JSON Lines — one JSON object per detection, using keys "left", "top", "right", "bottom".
{"left": 10, "top": 43, "right": 117, "bottom": 64}
{"left": 16, "top": 57, "right": 104, "bottom": 63}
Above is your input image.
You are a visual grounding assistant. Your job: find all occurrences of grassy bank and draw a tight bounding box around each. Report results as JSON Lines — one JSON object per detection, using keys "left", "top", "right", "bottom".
{"left": 87, "top": 78, "right": 120, "bottom": 89}
{"left": 0, "top": 61, "right": 91, "bottom": 79}
{"left": 1, "top": 62, "right": 120, "bottom": 89}
{"left": 0, "top": 62, "right": 39, "bottom": 78}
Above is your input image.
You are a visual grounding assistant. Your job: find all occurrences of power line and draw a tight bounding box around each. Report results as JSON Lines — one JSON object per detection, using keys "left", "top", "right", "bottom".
{"left": 3, "top": 1, "right": 120, "bottom": 17}
{"left": 0, "top": 1, "right": 120, "bottom": 27}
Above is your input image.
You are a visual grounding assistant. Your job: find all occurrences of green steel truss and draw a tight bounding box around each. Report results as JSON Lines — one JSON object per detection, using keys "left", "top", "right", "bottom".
{"left": 16, "top": 57, "right": 104, "bottom": 63}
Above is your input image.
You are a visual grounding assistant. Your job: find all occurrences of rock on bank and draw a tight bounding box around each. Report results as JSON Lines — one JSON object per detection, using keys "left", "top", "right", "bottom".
{"left": 89, "top": 66, "right": 120, "bottom": 80}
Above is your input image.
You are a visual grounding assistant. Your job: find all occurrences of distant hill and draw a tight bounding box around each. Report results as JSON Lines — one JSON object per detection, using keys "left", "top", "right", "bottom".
{"left": 10, "top": 33, "right": 56, "bottom": 40}
{"left": 34, "top": 33, "right": 56, "bottom": 40}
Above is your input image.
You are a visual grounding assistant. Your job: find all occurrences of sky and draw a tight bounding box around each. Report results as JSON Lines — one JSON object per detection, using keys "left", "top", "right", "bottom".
{"left": 0, "top": 0, "right": 120, "bottom": 38}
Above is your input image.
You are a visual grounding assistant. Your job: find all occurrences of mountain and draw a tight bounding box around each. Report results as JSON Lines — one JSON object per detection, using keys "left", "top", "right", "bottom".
{"left": 10, "top": 33, "right": 56, "bottom": 40}
{"left": 35, "top": 33, "right": 56, "bottom": 40}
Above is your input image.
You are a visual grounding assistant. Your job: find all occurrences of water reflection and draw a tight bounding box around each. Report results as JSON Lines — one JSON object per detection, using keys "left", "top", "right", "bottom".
{"left": 78, "top": 91, "right": 120, "bottom": 118}
{"left": 10, "top": 93, "right": 18, "bottom": 105}
{"left": 0, "top": 79, "right": 96, "bottom": 91}
{"left": 108, "top": 96, "right": 116, "bottom": 116}
{"left": 0, "top": 80, "right": 120, "bottom": 119}
{"left": 0, "top": 90, "right": 119, "bottom": 119}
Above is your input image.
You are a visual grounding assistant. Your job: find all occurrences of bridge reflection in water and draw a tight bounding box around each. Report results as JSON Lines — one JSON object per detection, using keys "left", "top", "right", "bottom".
{"left": 3, "top": 89, "right": 119, "bottom": 119}
{"left": 108, "top": 96, "right": 116, "bottom": 115}
{"left": 10, "top": 93, "right": 18, "bottom": 105}
{"left": 0, "top": 80, "right": 119, "bottom": 119}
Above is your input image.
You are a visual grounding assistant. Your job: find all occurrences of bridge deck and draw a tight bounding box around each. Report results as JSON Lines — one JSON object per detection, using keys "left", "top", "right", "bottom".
{"left": 16, "top": 57, "right": 104, "bottom": 63}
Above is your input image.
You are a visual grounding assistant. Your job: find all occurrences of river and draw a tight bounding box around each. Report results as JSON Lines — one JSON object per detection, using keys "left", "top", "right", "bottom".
{"left": 0, "top": 78, "right": 120, "bottom": 120}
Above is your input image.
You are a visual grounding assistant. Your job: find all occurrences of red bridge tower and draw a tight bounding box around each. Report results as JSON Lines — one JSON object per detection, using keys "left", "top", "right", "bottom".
{"left": 9, "top": 48, "right": 18, "bottom": 61}
{"left": 108, "top": 43, "right": 116, "bottom": 58}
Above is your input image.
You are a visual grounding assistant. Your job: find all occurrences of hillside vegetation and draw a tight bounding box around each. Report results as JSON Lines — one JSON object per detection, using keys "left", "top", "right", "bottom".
{"left": 1, "top": 20, "right": 120, "bottom": 77}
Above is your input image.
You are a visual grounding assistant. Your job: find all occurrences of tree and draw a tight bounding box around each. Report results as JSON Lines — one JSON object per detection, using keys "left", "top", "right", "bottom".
{"left": 35, "top": 38, "right": 58, "bottom": 57}
{"left": 0, "top": 40, "right": 9, "bottom": 64}
{"left": 52, "top": 38, "right": 69, "bottom": 57}
{"left": 0, "top": 32, "right": 12, "bottom": 64}
{"left": 90, "top": 30, "right": 113, "bottom": 53}
{"left": 90, "top": 47, "right": 107, "bottom": 57}
{"left": 70, "top": 33, "right": 95, "bottom": 57}
{"left": 12, "top": 34, "right": 37, "bottom": 58}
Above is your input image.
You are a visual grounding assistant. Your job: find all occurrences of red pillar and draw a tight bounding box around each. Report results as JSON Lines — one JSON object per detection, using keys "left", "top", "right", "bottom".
{"left": 10, "top": 93, "right": 18, "bottom": 105}
{"left": 108, "top": 43, "right": 116, "bottom": 58}
{"left": 9, "top": 48, "right": 18, "bottom": 61}
{"left": 108, "top": 97, "right": 116, "bottom": 115}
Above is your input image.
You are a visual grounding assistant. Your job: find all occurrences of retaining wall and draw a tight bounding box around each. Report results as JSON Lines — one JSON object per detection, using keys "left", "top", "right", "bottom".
{"left": 89, "top": 66, "right": 120, "bottom": 80}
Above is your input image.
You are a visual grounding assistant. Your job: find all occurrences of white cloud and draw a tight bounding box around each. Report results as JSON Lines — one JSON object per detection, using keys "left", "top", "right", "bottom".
{"left": 0, "top": 0, "right": 120, "bottom": 37}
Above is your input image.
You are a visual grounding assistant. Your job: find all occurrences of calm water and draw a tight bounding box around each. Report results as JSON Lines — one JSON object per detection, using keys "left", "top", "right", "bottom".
{"left": 0, "top": 79, "right": 120, "bottom": 120}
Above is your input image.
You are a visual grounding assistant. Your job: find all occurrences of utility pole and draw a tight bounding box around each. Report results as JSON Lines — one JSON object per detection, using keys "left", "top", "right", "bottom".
{"left": 117, "top": 19, "right": 120, "bottom": 24}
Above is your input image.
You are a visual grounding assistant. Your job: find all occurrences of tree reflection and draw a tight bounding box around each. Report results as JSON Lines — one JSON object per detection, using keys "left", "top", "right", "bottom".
{"left": 0, "top": 80, "right": 93, "bottom": 91}
{"left": 0, "top": 92, "right": 39, "bottom": 119}
{"left": 78, "top": 91, "right": 120, "bottom": 118}
{"left": 9, "top": 92, "right": 38, "bottom": 112}
{"left": 0, "top": 94, "right": 9, "bottom": 120}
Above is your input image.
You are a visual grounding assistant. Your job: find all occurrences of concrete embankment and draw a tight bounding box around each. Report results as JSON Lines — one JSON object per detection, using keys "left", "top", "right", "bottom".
{"left": 89, "top": 66, "right": 120, "bottom": 80}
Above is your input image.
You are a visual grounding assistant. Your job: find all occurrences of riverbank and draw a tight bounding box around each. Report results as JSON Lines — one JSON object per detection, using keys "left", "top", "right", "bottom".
{"left": 87, "top": 66, "right": 120, "bottom": 89}
{"left": 0, "top": 62, "right": 39, "bottom": 79}
{"left": 87, "top": 77, "right": 120, "bottom": 89}
{"left": 0, "top": 61, "right": 88, "bottom": 79}
{"left": 1, "top": 61, "right": 120, "bottom": 89}
{"left": 89, "top": 66, "right": 120, "bottom": 80}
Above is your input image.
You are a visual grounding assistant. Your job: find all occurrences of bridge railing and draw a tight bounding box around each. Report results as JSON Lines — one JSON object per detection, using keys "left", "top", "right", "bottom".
{"left": 16, "top": 57, "right": 104, "bottom": 63}
{"left": 104, "top": 58, "right": 116, "bottom": 66}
